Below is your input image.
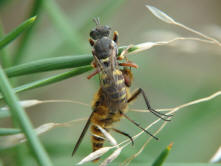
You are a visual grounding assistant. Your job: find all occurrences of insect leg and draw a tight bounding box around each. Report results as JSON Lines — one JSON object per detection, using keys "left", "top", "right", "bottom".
{"left": 89, "top": 38, "right": 95, "bottom": 46}
{"left": 120, "top": 111, "right": 158, "bottom": 140}
{"left": 72, "top": 112, "right": 94, "bottom": 156}
{"left": 112, "top": 128, "right": 134, "bottom": 145}
{"left": 87, "top": 69, "right": 100, "bottom": 79}
{"left": 113, "top": 31, "right": 119, "bottom": 43}
{"left": 119, "top": 61, "right": 138, "bottom": 68}
{"left": 128, "top": 88, "right": 172, "bottom": 121}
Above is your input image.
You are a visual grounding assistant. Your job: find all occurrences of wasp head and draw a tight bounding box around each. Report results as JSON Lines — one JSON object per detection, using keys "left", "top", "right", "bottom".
{"left": 90, "top": 18, "right": 111, "bottom": 40}
{"left": 90, "top": 25, "right": 111, "bottom": 40}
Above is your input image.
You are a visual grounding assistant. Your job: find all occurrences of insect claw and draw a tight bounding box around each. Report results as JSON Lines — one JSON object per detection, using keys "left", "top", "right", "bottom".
{"left": 130, "top": 138, "right": 134, "bottom": 146}
{"left": 148, "top": 108, "right": 173, "bottom": 121}
{"left": 143, "top": 129, "right": 159, "bottom": 140}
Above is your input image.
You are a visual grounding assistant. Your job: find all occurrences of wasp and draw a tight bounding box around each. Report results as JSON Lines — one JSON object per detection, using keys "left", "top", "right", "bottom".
{"left": 72, "top": 18, "right": 172, "bottom": 162}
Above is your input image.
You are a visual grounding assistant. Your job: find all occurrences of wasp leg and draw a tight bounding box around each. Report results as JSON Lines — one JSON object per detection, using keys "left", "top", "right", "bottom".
{"left": 89, "top": 38, "right": 95, "bottom": 46}
{"left": 120, "top": 111, "right": 158, "bottom": 140}
{"left": 119, "top": 61, "right": 138, "bottom": 68}
{"left": 113, "top": 31, "right": 119, "bottom": 43}
{"left": 128, "top": 88, "right": 172, "bottom": 121}
{"left": 87, "top": 69, "right": 100, "bottom": 79}
{"left": 112, "top": 128, "right": 134, "bottom": 145}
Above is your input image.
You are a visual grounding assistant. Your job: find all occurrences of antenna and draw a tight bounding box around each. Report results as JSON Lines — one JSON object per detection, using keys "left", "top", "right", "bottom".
{"left": 93, "top": 17, "right": 100, "bottom": 25}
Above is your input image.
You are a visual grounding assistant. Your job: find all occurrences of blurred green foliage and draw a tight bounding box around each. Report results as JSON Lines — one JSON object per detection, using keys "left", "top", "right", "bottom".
{"left": 0, "top": 0, "right": 221, "bottom": 166}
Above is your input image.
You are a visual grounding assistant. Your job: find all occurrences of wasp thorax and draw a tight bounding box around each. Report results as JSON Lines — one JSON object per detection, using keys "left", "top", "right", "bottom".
{"left": 90, "top": 25, "right": 111, "bottom": 40}
{"left": 93, "top": 38, "right": 116, "bottom": 59}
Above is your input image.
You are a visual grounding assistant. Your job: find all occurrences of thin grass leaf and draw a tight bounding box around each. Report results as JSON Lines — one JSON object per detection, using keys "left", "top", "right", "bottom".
{"left": 14, "top": 0, "right": 43, "bottom": 65}
{"left": 100, "top": 147, "right": 122, "bottom": 166}
{"left": 152, "top": 143, "right": 173, "bottom": 166}
{"left": 0, "top": 66, "right": 92, "bottom": 100}
{"left": 6, "top": 55, "right": 93, "bottom": 77}
{"left": 0, "top": 21, "right": 11, "bottom": 68}
{"left": 77, "top": 147, "right": 113, "bottom": 165}
{"left": 43, "top": 0, "right": 87, "bottom": 52}
{"left": 0, "top": 100, "right": 41, "bottom": 118}
{"left": 0, "top": 66, "right": 53, "bottom": 166}
{"left": 0, "top": 128, "right": 21, "bottom": 136}
{"left": 5, "top": 37, "right": 213, "bottom": 78}
{"left": 146, "top": 5, "right": 176, "bottom": 24}
{"left": 0, "top": 0, "right": 11, "bottom": 6}
{"left": 0, "top": 16, "right": 37, "bottom": 49}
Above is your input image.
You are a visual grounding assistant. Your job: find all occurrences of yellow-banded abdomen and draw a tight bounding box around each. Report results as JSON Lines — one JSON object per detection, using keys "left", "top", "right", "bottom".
{"left": 100, "top": 68, "right": 128, "bottom": 105}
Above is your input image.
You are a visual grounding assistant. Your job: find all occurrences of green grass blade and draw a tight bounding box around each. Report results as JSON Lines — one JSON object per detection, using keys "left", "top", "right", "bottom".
{"left": 0, "top": 128, "right": 21, "bottom": 136}
{"left": 43, "top": 0, "right": 87, "bottom": 52}
{"left": 5, "top": 45, "right": 138, "bottom": 77}
{"left": 5, "top": 55, "right": 93, "bottom": 77}
{"left": 5, "top": 44, "right": 140, "bottom": 78}
{"left": 14, "top": 65, "right": 92, "bottom": 92}
{"left": 152, "top": 143, "right": 173, "bottom": 166}
{"left": 0, "top": 66, "right": 53, "bottom": 166}
{"left": 0, "top": 21, "right": 11, "bottom": 68}
{"left": 163, "top": 164, "right": 218, "bottom": 166}
{"left": 14, "top": 0, "right": 43, "bottom": 65}
{"left": 0, "top": 16, "right": 37, "bottom": 50}
{"left": 0, "top": 66, "right": 92, "bottom": 100}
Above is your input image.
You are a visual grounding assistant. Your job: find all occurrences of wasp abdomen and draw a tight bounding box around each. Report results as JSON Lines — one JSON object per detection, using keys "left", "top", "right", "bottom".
{"left": 101, "top": 69, "right": 127, "bottom": 103}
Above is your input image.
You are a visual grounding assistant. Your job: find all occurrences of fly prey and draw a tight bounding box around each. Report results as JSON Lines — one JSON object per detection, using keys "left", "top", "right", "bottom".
{"left": 72, "top": 18, "right": 172, "bottom": 162}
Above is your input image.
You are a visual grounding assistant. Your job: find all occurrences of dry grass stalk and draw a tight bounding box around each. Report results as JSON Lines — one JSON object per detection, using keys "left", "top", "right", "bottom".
{"left": 99, "top": 147, "right": 123, "bottom": 166}
{"left": 96, "top": 125, "right": 118, "bottom": 146}
{"left": 146, "top": 5, "right": 221, "bottom": 47}
{"left": 210, "top": 146, "right": 221, "bottom": 163}
{"left": 76, "top": 91, "right": 221, "bottom": 165}
{"left": 119, "top": 91, "right": 221, "bottom": 165}
{"left": 77, "top": 147, "right": 113, "bottom": 165}
{"left": 0, "top": 118, "right": 86, "bottom": 148}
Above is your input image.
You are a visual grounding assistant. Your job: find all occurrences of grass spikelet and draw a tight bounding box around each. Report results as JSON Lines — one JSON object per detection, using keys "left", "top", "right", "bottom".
{"left": 96, "top": 125, "right": 118, "bottom": 146}
{"left": 77, "top": 147, "right": 113, "bottom": 165}
{"left": 99, "top": 147, "right": 122, "bottom": 166}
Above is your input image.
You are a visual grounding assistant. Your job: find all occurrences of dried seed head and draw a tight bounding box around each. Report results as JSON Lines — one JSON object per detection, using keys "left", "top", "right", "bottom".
{"left": 96, "top": 125, "right": 118, "bottom": 146}
{"left": 99, "top": 147, "right": 122, "bottom": 166}
{"left": 77, "top": 147, "right": 112, "bottom": 165}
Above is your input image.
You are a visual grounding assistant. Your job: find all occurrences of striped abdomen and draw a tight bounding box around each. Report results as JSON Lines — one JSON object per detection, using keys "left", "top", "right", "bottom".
{"left": 90, "top": 87, "right": 125, "bottom": 162}
{"left": 100, "top": 69, "right": 127, "bottom": 104}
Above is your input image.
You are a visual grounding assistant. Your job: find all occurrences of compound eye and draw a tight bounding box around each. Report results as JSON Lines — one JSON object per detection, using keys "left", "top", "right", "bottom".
{"left": 104, "top": 25, "right": 111, "bottom": 31}
{"left": 90, "top": 30, "right": 98, "bottom": 40}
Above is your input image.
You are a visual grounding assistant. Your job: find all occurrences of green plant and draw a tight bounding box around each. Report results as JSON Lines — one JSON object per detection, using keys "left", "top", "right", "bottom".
{"left": 0, "top": 1, "right": 221, "bottom": 166}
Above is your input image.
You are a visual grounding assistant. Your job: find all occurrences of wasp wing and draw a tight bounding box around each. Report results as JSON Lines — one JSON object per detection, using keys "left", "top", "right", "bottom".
{"left": 72, "top": 112, "right": 94, "bottom": 156}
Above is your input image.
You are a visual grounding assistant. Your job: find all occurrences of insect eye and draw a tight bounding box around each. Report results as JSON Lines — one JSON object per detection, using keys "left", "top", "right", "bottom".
{"left": 90, "top": 30, "right": 98, "bottom": 40}
{"left": 104, "top": 25, "right": 111, "bottom": 31}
